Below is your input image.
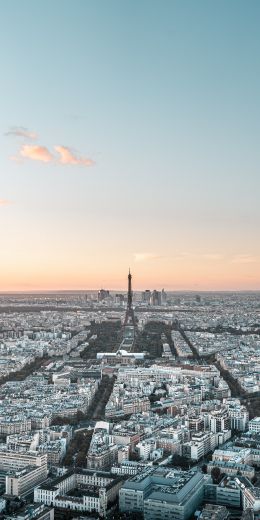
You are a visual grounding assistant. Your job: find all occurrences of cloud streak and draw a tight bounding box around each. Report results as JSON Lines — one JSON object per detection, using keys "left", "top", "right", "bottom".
{"left": 133, "top": 252, "right": 224, "bottom": 263}
{"left": 134, "top": 253, "right": 163, "bottom": 262}
{"left": 200, "top": 253, "right": 224, "bottom": 261}
{"left": 230, "top": 254, "right": 258, "bottom": 264}
{"left": 5, "top": 126, "right": 37, "bottom": 140}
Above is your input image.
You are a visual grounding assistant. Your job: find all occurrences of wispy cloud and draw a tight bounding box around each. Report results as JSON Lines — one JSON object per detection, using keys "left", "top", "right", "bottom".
{"left": 133, "top": 252, "right": 224, "bottom": 263}
{"left": 0, "top": 199, "right": 12, "bottom": 206}
{"left": 167, "top": 252, "right": 224, "bottom": 261}
{"left": 231, "top": 254, "right": 258, "bottom": 264}
{"left": 19, "top": 145, "right": 54, "bottom": 163}
{"left": 5, "top": 126, "right": 37, "bottom": 140}
{"left": 200, "top": 253, "right": 224, "bottom": 261}
{"left": 134, "top": 253, "right": 163, "bottom": 262}
{"left": 54, "top": 146, "right": 94, "bottom": 167}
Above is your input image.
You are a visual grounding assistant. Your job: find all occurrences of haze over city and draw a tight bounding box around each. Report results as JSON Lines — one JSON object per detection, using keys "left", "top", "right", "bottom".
{"left": 1, "top": 0, "right": 260, "bottom": 291}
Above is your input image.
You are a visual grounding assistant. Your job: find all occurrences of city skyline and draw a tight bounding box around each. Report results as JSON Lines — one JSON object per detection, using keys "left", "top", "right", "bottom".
{"left": 1, "top": 0, "right": 260, "bottom": 291}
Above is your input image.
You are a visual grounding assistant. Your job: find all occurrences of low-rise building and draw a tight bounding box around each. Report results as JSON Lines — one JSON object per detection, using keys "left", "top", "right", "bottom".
{"left": 5, "top": 503, "right": 54, "bottom": 520}
{"left": 199, "top": 503, "right": 229, "bottom": 520}
{"left": 207, "top": 461, "right": 255, "bottom": 480}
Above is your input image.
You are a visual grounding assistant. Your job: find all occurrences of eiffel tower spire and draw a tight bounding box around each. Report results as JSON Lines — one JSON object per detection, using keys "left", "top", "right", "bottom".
{"left": 124, "top": 269, "right": 135, "bottom": 327}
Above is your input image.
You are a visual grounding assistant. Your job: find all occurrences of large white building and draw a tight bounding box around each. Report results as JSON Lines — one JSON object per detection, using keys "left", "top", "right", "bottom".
{"left": 119, "top": 467, "right": 211, "bottom": 520}
{"left": 34, "top": 469, "right": 123, "bottom": 517}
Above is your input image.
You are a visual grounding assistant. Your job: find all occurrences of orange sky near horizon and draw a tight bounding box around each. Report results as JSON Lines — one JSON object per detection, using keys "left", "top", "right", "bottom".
{"left": 0, "top": 253, "right": 259, "bottom": 292}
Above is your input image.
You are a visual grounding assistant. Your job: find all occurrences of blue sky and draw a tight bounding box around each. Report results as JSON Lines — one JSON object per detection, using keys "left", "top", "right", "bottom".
{"left": 0, "top": 0, "right": 259, "bottom": 290}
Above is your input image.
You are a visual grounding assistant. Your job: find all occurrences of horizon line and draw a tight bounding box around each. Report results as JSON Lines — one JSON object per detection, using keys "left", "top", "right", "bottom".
{"left": 0, "top": 288, "right": 260, "bottom": 294}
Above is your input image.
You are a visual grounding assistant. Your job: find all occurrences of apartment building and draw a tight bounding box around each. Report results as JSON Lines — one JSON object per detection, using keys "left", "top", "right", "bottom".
{"left": 0, "top": 418, "right": 32, "bottom": 436}
{"left": 0, "top": 449, "right": 47, "bottom": 473}
{"left": 182, "top": 431, "right": 217, "bottom": 461}
{"left": 6, "top": 464, "right": 48, "bottom": 496}
{"left": 87, "top": 443, "right": 118, "bottom": 471}
{"left": 249, "top": 417, "right": 260, "bottom": 433}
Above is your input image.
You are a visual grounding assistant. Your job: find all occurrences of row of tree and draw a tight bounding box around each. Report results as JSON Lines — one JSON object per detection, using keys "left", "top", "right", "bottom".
{"left": 80, "top": 320, "right": 122, "bottom": 361}
{"left": 0, "top": 355, "right": 50, "bottom": 385}
{"left": 135, "top": 321, "right": 174, "bottom": 358}
{"left": 63, "top": 428, "right": 94, "bottom": 467}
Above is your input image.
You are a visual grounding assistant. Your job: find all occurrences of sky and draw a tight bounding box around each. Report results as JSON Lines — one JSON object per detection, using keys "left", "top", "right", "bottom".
{"left": 0, "top": 0, "right": 260, "bottom": 291}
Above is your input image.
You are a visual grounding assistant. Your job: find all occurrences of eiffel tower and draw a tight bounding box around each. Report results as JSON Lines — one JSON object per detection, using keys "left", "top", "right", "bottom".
{"left": 123, "top": 269, "right": 136, "bottom": 345}
{"left": 124, "top": 269, "right": 135, "bottom": 326}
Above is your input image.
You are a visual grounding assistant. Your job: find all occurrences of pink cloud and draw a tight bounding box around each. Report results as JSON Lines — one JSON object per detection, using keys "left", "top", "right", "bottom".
{"left": 54, "top": 146, "right": 94, "bottom": 167}
{"left": 11, "top": 142, "right": 95, "bottom": 168}
{"left": 19, "top": 145, "right": 54, "bottom": 163}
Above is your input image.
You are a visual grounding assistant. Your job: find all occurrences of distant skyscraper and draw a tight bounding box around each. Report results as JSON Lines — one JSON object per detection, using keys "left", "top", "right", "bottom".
{"left": 98, "top": 289, "right": 110, "bottom": 302}
{"left": 115, "top": 294, "right": 124, "bottom": 304}
{"left": 161, "top": 288, "right": 167, "bottom": 304}
{"left": 142, "top": 290, "right": 151, "bottom": 304}
{"left": 150, "top": 290, "right": 161, "bottom": 306}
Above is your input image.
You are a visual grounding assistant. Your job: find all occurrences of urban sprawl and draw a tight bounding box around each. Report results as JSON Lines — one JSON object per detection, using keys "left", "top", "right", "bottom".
{"left": 0, "top": 274, "right": 259, "bottom": 520}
